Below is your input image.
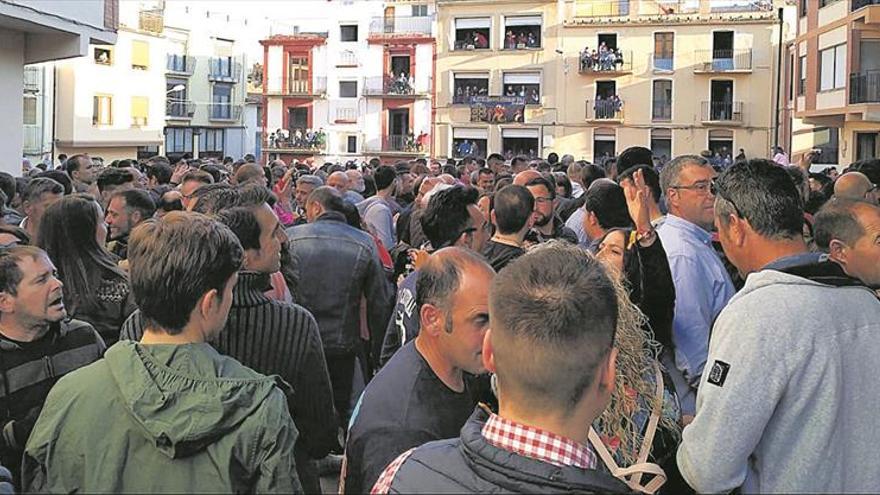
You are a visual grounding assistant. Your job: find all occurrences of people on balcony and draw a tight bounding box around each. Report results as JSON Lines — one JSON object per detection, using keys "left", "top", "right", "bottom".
{"left": 503, "top": 85, "right": 540, "bottom": 105}
{"left": 268, "top": 128, "right": 327, "bottom": 150}
{"left": 580, "top": 43, "right": 625, "bottom": 72}
{"left": 454, "top": 84, "right": 488, "bottom": 104}
{"left": 504, "top": 29, "right": 539, "bottom": 50}
{"left": 385, "top": 72, "right": 415, "bottom": 95}
{"left": 594, "top": 95, "right": 623, "bottom": 119}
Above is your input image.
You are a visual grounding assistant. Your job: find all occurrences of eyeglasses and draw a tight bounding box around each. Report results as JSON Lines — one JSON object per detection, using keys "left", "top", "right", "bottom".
{"left": 710, "top": 179, "right": 743, "bottom": 218}
{"left": 670, "top": 181, "right": 712, "bottom": 194}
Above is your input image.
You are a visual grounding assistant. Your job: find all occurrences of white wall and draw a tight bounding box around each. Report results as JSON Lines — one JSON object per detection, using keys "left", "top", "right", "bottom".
{"left": 0, "top": 32, "right": 25, "bottom": 175}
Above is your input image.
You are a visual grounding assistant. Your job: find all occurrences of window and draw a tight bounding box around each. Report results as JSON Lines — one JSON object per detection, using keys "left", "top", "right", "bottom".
{"left": 131, "top": 96, "right": 148, "bottom": 127}
{"left": 412, "top": 5, "right": 428, "bottom": 17}
{"left": 652, "top": 80, "right": 672, "bottom": 121}
{"left": 23, "top": 96, "right": 37, "bottom": 126}
{"left": 137, "top": 145, "right": 159, "bottom": 160}
{"left": 856, "top": 133, "right": 878, "bottom": 160}
{"left": 165, "top": 128, "right": 193, "bottom": 153}
{"left": 454, "top": 18, "right": 490, "bottom": 50}
{"left": 798, "top": 55, "right": 807, "bottom": 95}
{"left": 453, "top": 74, "right": 488, "bottom": 104}
{"left": 593, "top": 129, "right": 616, "bottom": 161}
{"left": 212, "top": 83, "right": 233, "bottom": 119}
{"left": 93, "top": 95, "right": 112, "bottom": 125}
{"left": 339, "top": 80, "right": 358, "bottom": 98}
{"left": 813, "top": 127, "right": 839, "bottom": 164}
{"left": 452, "top": 128, "right": 488, "bottom": 159}
{"left": 819, "top": 44, "right": 846, "bottom": 91}
{"left": 654, "top": 32, "right": 674, "bottom": 71}
{"left": 340, "top": 24, "right": 358, "bottom": 42}
{"left": 650, "top": 129, "right": 672, "bottom": 163}
{"left": 799, "top": 0, "right": 807, "bottom": 16}
{"left": 819, "top": 0, "right": 841, "bottom": 6}
{"left": 289, "top": 55, "right": 309, "bottom": 93}
{"left": 131, "top": 40, "right": 149, "bottom": 70}
{"left": 201, "top": 129, "right": 225, "bottom": 153}
{"left": 502, "top": 128, "right": 540, "bottom": 159}
{"left": 347, "top": 135, "right": 358, "bottom": 153}
{"left": 503, "top": 73, "right": 541, "bottom": 104}
{"left": 94, "top": 47, "right": 112, "bottom": 65}
{"left": 503, "top": 16, "right": 541, "bottom": 49}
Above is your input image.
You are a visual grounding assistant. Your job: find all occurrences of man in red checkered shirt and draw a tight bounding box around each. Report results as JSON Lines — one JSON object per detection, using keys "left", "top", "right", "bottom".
{"left": 371, "top": 242, "right": 629, "bottom": 494}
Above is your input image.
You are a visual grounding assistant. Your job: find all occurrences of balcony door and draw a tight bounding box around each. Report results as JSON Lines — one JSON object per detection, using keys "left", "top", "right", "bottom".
{"left": 388, "top": 108, "right": 410, "bottom": 150}
{"left": 710, "top": 80, "right": 733, "bottom": 120}
{"left": 288, "top": 107, "right": 308, "bottom": 132}
{"left": 289, "top": 55, "right": 309, "bottom": 93}
{"left": 390, "top": 55, "right": 410, "bottom": 77}
{"left": 713, "top": 31, "right": 734, "bottom": 70}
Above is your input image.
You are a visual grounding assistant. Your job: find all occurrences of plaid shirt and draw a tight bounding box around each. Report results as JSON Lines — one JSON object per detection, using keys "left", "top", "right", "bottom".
{"left": 370, "top": 412, "right": 596, "bottom": 494}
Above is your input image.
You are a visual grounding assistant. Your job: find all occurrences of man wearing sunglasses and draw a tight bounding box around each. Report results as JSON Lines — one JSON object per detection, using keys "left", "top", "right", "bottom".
{"left": 657, "top": 155, "right": 735, "bottom": 419}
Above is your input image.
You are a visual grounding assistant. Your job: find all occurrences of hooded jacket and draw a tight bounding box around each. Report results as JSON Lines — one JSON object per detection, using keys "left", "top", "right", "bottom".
{"left": 23, "top": 341, "right": 302, "bottom": 493}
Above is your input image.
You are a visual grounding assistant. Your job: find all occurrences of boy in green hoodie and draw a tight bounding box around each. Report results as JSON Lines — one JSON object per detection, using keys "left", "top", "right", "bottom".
{"left": 22, "top": 211, "right": 302, "bottom": 493}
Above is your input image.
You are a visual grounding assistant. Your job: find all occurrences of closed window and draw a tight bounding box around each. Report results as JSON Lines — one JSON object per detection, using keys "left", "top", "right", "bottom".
{"left": 411, "top": 5, "right": 428, "bottom": 16}
{"left": 340, "top": 80, "right": 358, "bottom": 98}
{"left": 201, "top": 129, "right": 225, "bottom": 152}
{"left": 23, "top": 96, "right": 37, "bottom": 126}
{"left": 652, "top": 80, "right": 672, "bottom": 121}
{"left": 654, "top": 32, "right": 674, "bottom": 71}
{"left": 131, "top": 96, "right": 148, "bottom": 127}
{"left": 165, "top": 128, "right": 193, "bottom": 153}
{"left": 340, "top": 24, "right": 358, "bottom": 42}
{"left": 131, "top": 40, "right": 149, "bottom": 70}
{"left": 93, "top": 95, "right": 112, "bottom": 125}
{"left": 347, "top": 135, "right": 358, "bottom": 153}
{"left": 798, "top": 55, "right": 807, "bottom": 95}
{"left": 819, "top": 44, "right": 846, "bottom": 91}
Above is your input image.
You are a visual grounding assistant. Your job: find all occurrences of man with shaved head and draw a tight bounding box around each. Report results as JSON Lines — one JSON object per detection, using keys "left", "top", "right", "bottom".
{"left": 234, "top": 163, "right": 268, "bottom": 187}
{"left": 834, "top": 171, "right": 877, "bottom": 204}
{"left": 343, "top": 247, "right": 494, "bottom": 494}
{"left": 328, "top": 171, "right": 365, "bottom": 204}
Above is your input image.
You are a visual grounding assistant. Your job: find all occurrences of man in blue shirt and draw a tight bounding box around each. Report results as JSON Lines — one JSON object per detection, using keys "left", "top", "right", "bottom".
{"left": 657, "top": 155, "right": 735, "bottom": 417}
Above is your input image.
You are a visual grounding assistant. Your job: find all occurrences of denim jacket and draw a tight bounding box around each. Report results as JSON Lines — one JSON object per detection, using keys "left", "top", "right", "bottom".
{"left": 286, "top": 212, "right": 394, "bottom": 357}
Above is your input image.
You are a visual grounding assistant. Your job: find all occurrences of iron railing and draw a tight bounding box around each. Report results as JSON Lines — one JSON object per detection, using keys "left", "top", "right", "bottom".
{"left": 208, "top": 58, "right": 242, "bottom": 82}
{"left": 850, "top": 70, "right": 880, "bottom": 103}
{"left": 265, "top": 77, "right": 328, "bottom": 96}
{"left": 385, "top": 135, "right": 426, "bottom": 153}
{"left": 166, "top": 99, "right": 195, "bottom": 118}
{"left": 208, "top": 103, "right": 243, "bottom": 121}
{"left": 334, "top": 104, "right": 359, "bottom": 122}
{"left": 694, "top": 49, "right": 753, "bottom": 72}
{"left": 578, "top": 49, "right": 633, "bottom": 73}
{"left": 337, "top": 50, "right": 359, "bottom": 67}
{"left": 701, "top": 101, "right": 744, "bottom": 122}
{"left": 265, "top": 128, "right": 327, "bottom": 151}
{"left": 585, "top": 99, "right": 624, "bottom": 121}
{"left": 166, "top": 54, "right": 195, "bottom": 75}
{"left": 369, "top": 15, "right": 433, "bottom": 35}
{"left": 363, "top": 76, "right": 431, "bottom": 96}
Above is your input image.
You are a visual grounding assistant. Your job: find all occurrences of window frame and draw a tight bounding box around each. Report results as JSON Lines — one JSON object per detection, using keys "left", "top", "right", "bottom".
{"left": 653, "top": 32, "right": 675, "bottom": 71}
{"left": 92, "top": 94, "right": 113, "bottom": 126}
{"left": 818, "top": 44, "right": 846, "bottom": 92}
{"left": 94, "top": 46, "right": 113, "bottom": 66}
{"left": 339, "top": 80, "right": 358, "bottom": 98}
{"left": 131, "top": 40, "right": 150, "bottom": 71}
{"left": 651, "top": 79, "right": 673, "bottom": 121}
{"left": 340, "top": 24, "right": 359, "bottom": 42}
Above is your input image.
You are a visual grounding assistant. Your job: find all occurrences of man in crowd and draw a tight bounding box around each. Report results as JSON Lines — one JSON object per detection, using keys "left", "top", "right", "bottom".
{"left": 24, "top": 212, "right": 302, "bottom": 493}
{"left": 344, "top": 247, "right": 494, "bottom": 494}
{"left": 0, "top": 246, "right": 105, "bottom": 485}
{"left": 581, "top": 180, "right": 632, "bottom": 251}
{"left": 657, "top": 155, "right": 735, "bottom": 417}
{"left": 372, "top": 243, "right": 626, "bottom": 493}
{"left": 0, "top": 173, "right": 22, "bottom": 226}
{"left": 287, "top": 186, "right": 393, "bottom": 429}
{"left": 678, "top": 159, "right": 880, "bottom": 493}
{"left": 510, "top": 155, "right": 528, "bottom": 175}
{"left": 834, "top": 171, "right": 877, "bottom": 204}
{"left": 476, "top": 168, "right": 495, "bottom": 194}
{"left": 358, "top": 166, "right": 397, "bottom": 249}
{"left": 380, "top": 185, "right": 489, "bottom": 365}
{"left": 481, "top": 184, "right": 532, "bottom": 271}
{"left": 19, "top": 178, "right": 64, "bottom": 240}
{"left": 105, "top": 189, "right": 156, "bottom": 260}
{"left": 328, "top": 171, "right": 365, "bottom": 204}
{"left": 65, "top": 154, "right": 98, "bottom": 196}
{"left": 486, "top": 153, "right": 506, "bottom": 176}
{"left": 145, "top": 161, "right": 173, "bottom": 203}
{"left": 618, "top": 165, "right": 665, "bottom": 226}
{"left": 95, "top": 168, "right": 136, "bottom": 209}
{"left": 346, "top": 169, "right": 366, "bottom": 198}
{"left": 523, "top": 176, "right": 579, "bottom": 244}
{"left": 179, "top": 169, "right": 214, "bottom": 210}
{"left": 814, "top": 198, "right": 880, "bottom": 288}
{"left": 235, "top": 163, "right": 268, "bottom": 187}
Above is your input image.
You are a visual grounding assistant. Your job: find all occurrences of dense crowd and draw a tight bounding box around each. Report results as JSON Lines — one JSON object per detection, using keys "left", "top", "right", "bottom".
{"left": 580, "top": 43, "right": 626, "bottom": 72}
{"left": 1, "top": 144, "right": 879, "bottom": 494}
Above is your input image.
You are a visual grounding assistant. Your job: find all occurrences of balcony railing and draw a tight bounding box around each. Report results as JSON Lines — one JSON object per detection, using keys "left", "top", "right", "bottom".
{"left": 384, "top": 134, "right": 427, "bottom": 153}
{"left": 138, "top": 10, "right": 163, "bottom": 33}
{"left": 208, "top": 103, "right": 243, "bottom": 121}
{"left": 208, "top": 58, "right": 242, "bottom": 82}
{"left": 569, "top": 0, "right": 771, "bottom": 18}
{"left": 363, "top": 76, "right": 431, "bottom": 97}
{"left": 853, "top": 0, "right": 880, "bottom": 10}
{"left": 166, "top": 54, "right": 195, "bottom": 75}
{"left": 701, "top": 101, "right": 744, "bottom": 123}
{"left": 337, "top": 50, "right": 359, "bottom": 67}
{"left": 694, "top": 49, "right": 753, "bottom": 72}
{"left": 585, "top": 99, "right": 624, "bottom": 121}
{"left": 265, "top": 129, "right": 327, "bottom": 152}
{"left": 369, "top": 15, "right": 433, "bottom": 35}
{"left": 23, "top": 126, "right": 43, "bottom": 154}
{"left": 334, "top": 104, "right": 359, "bottom": 123}
{"left": 265, "top": 77, "right": 328, "bottom": 96}
{"left": 166, "top": 99, "right": 195, "bottom": 118}
{"left": 578, "top": 50, "right": 632, "bottom": 74}
{"left": 23, "top": 66, "right": 41, "bottom": 92}
{"left": 850, "top": 70, "right": 880, "bottom": 104}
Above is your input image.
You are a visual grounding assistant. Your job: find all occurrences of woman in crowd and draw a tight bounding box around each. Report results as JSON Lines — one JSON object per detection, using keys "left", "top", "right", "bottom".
{"left": 36, "top": 194, "right": 136, "bottom": 346}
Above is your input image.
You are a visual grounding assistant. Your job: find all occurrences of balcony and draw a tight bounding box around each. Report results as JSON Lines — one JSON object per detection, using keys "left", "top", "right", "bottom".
{"left": 333, "top": 103, "right": 359, "bottom": 123}
{"left": 381, "top": 135, "right": 427, "bottom": 155}
{"left": 363, "top": 76, "right": 431, "bottom": 98}
{"left": 578, "top": 50, "right": 632, "bottom": 75}
{"left": 264, "top": 77, "right": 328, "bottom": 97}
{"left": 369, "top": 15, "right": 433, "bottom": 36}
{"left": 853, "top": 0, "right": 880, "bottom": 11}
{"left": 23, "top": 66, "right": 41, "bottom": 92}
{"left": 701, "top": 101, "right": 744, "bottom": 124}
{"left": 567, "top": 0, "right": 772, "bottom": 21}
{"left": 208, "top": 58, "right": 242, "bottom": 82}
{"left": 264, "top": 129, "right": 327, "bottom": 153}
{"left": 166, "top": 54, "right": 195, "bottom": 76}
{"left": 138, "top": 9, "right": 163, "bottom": 34}
{"left": 208, "top": 103, "right": 243, "bottom": 121}
{"left": 166, "top": 99, "right": 195, "bottom": 119}
{"left": 585, "top": 99, "right": 624, "bottom": 122}
{"left": 850, "top": 70, "right": 880, "bottom": 104}
{"left": 694, "top": 49, "right": 753, "bottom": 73}
{"left": 337, "top": 50, "right": 359, "bottom": 67}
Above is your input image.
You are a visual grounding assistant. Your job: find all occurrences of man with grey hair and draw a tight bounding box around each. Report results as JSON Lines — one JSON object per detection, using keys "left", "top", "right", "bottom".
{"left": 328, "top": 171, "right": 365, "bottom": 204}
{"left": 20, "top": 178, "right": 64, "bottom": 240}
{"left": 293, "top": 175, "right": 323, "bottom": 226}
{"left": 657, "top": 155, "right": 734, "bottom": 418}
{"left": 346, "top": 169, "right": 366, "bottom": 195}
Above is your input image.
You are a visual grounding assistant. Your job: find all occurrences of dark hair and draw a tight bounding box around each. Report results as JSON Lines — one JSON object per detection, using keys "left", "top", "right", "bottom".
{"left": 581, "top": 163, "right": 606, "bottom": 190}
{"left": 192, "top": 183, "right": 273, "bottom": 214}
{"left": 547, "top": 152, "right": 559, "bottom": 164}
{"left": 96, "top": 168, "right": 135, "bottom": 193}
{"left": 441, "top": 164, "right": 458, "bottom": 178}
{"left": 583, "top": 181, "right": 632, "bottom": 230}
{"left": 0, "top": 173, "right": 17, "bottom": 207}
{"left": 235, "top": 163, "right": 265, "bottom": 185}
{"left": 157, "top": 191, "right": 184, "bottom": 213}
{"left": 617, "top": 146, "right": 654, "bottom": 171}
{"left": 714, "top": 158, "right": 804, "bottom": 240}
{"left": 850, "top": 158, "right": 880, "bottom": 185}
{"left": 552, "top": 172, "right": 572, "bottom": 198}
{"left": 421, "top": 186, "right": 479, "bottom": 249}
{"left": 814, "top": 198, "right": 875, "bottom": 250}
{"left": 0, "top": 246, "right": 45, "bottom": 295}
{"left": 511, "top": 156, "right": 528, "bottom": 170}
{"left": 617, "top": 165, "right": 662, "bottom": 203}
{"left": 493, "top": 185, "right": 534, "bottom": 235}
{"left": 525, "top": 176, "right": 555, "bottom": 200}
{"left": 477, "top": 168, "right": 494, "bottom": 178}
{"left": 335, "top": 200, "right": 363, "bottom": 230}
{"left": 416, "top": 248, "right": 492, "bottom": 333}
{"left": 374, "top": 165, "right": 397, "bottom": 190}
{"left": 181, "top": 169, "right": 214, "bottom": 186}
{"left": 22, "top": 177, "right": 63, "bottom": 203}
{"left": 36, "top": 195, "right": 127, "bottom": 313}
{"left": 128, "top": 212, "right": 242, "bottom": 334}
{"left": 34, "top": 171, "right": 72, "bottom": 196}
{"left": 490, "top": 242, "right": 617, "bottom": 409}
{"left": 215, "top": 207, "right": 262, "bottom": 250}
{"left": 487, "top": 153, "right": 505, "bottom": 164}
{"left": 146, "top": 163, "right": 173, "bottom": 185}
{"left": 65, "top": 154, "right": 90, "bottom": 175}
{"left": 0, "top": 224, "right": 30, "bottom": 246}
{"left": 111, "top": 189, "right": 156, "bottom": 220}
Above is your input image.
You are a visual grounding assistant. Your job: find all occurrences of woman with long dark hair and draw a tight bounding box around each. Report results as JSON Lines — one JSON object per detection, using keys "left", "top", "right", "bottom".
{"left": 37, "top": 194, "right": 135, "bottom": 346}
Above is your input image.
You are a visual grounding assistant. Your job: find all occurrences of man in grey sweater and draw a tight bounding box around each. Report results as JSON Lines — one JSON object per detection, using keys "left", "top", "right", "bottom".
{"left": 678, "top": 159, "right": 880, "bottom": 493}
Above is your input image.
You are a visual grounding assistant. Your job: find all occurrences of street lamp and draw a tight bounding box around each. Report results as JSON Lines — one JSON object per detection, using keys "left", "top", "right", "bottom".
{"left": 166, "top": 84, "right": 185, "bottom": 94}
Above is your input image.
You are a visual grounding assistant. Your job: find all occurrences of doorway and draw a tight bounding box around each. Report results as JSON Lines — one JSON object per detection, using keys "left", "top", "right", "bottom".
{"left": 856, "top": 132, "right": 878, "bottom": 160}
{"left": 710, "top": 80, "right": 733, "bottom": 120}
{"left": 390, "top": 55, "right": 410, "bottom": 77}
{"left": 288, "top": 107, "right": 308, "bottom": 131}
{"left": 713, "top": 31, "right": 734, "bottom": 70}
{"left": 388, "top": 108, "right": 410, "bottom": 151}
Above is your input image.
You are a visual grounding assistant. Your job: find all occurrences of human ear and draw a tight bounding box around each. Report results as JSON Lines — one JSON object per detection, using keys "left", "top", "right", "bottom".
{"left": 481, "top": 328, "right": 496, "bottom": 373}
{"left": 419, "top": 303, "right": 443, "bottom": 337}
{"left": 828, "top": 239, "right": 848, "bottom": 267}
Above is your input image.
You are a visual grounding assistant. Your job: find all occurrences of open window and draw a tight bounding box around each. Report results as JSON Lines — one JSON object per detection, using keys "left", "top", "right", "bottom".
{"left": 593, "top": 128, "right": 616, "bottom": 161}
{"left": 503, "top": 16, "right": 541, "bottom": 49}
{"left": 94, "top": 46, "right": 112, "bottom": 66}
{"left": 503, "top": 72, "right": 540, "bottom": 105}
{"left": 454, "top": 18, "right": 490, "bottom": 50}
{"left": 502, "top": 128, "right": 540, "bottom": 159}
{"left": 453, "top": 128, "right": 488, "bottom": 158}
{"left": 453, "top": 73, "right": 489, "bottom": 104}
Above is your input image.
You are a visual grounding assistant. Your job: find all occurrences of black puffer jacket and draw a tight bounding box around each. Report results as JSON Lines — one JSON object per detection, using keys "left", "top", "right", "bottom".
{"left": 387, "top": 408, "right": 630, "bottom": 494}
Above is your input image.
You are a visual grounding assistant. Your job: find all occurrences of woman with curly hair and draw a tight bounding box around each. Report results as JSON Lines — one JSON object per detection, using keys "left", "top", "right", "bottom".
{"left": 36, "top": 194, "right": 136, "bottom": 346}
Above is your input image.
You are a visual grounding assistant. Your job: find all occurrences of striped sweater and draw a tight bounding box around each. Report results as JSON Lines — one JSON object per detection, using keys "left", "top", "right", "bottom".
{"left": 118, "top": 271, "right": 339, "bottom": 461}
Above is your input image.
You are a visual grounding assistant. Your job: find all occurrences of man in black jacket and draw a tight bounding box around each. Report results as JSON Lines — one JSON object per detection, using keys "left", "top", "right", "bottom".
{"left": 372, "top": 242, "right": 628, "bottom": 494}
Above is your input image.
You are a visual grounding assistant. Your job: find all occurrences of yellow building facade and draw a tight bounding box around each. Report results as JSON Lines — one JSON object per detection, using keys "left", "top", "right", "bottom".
{"left": 435, "top": 0, "right": 784, "bottom": 162}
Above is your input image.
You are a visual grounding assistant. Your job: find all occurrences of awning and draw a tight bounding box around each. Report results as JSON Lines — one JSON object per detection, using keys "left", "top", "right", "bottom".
{"left": 502, "top": 128, "right": 539, "bottom": 139}
{"left": 505, "top": 15, "right": 541, "bottom": 27}
{"left": 453, "top": 128, "right": 489, "bottom": 139}
{"left": 455, "top": 18, "right": 490, "bottom": 29}
{"left": 503, "top": 73, "right": 541, "bottom": 85}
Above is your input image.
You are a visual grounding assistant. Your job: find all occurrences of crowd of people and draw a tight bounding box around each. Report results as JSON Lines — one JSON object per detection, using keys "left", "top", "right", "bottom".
{"left": 594, "top": 94, "right": 624, "bottom": 119}
{"left": 382, "top": 72, "right": 415, "bottom": 96}
{"left": 580, "top": 43, "right": 626, "bottom": 72}
{"left": 1, "top": 143, "right": 879, "bottom": 494}
{"left": 504, "top": 29, "right": 540, "bottom": 49}
{"left": 269, "top": 128, "right": 328, "bottom": 150}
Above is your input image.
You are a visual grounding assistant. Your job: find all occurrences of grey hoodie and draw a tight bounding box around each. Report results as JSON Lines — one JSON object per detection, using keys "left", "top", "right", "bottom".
{"left": 678, "top": 269, "right": 880, "bottom": 493}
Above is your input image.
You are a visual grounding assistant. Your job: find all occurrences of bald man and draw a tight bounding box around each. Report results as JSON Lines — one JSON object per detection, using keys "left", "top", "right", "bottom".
{"left": 835, "top": 172, "right": 878, "bottom": 204}
{"left": 235, "top": 163, "right": 268, "bottom": 187}
{"left": 512, "top": 169, "right": 541, "bottom": 186}
{"left": 328, "top": 171, "right": 364, "bottom": 204}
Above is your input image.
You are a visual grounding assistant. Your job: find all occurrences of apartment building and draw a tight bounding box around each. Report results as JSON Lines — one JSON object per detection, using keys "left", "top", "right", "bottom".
{"left": 0, "top": 0, "right": 117, "bottom": 174}
{"left": 261, "top": 0, "right": 435, "bottom": 164}
{"left": 792, "top": 0, "right": 880, "bottom": 165}
{"left": 54, "top": 2, "right": 165, "bottom": 161}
